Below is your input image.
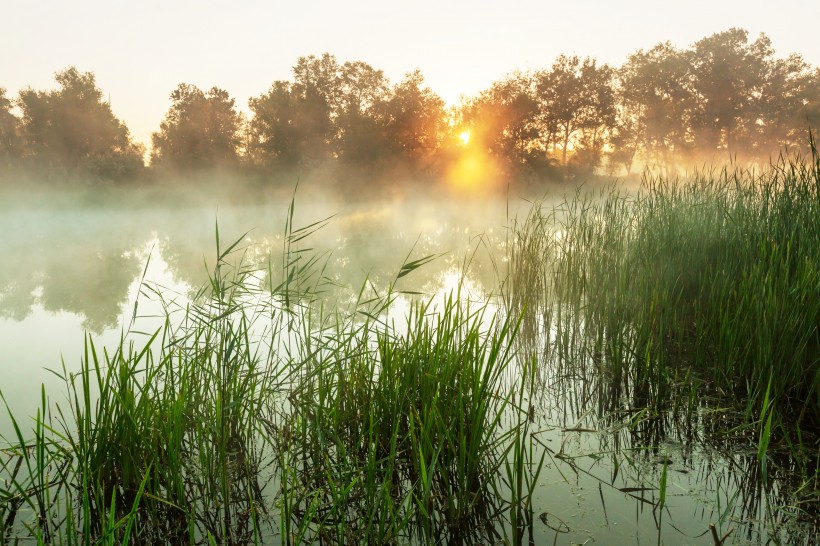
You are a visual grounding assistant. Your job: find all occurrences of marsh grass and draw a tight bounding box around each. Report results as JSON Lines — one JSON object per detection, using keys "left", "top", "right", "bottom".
{"left": 272, "top": 289, "right": 531, "bottom": 543}
{"left": 1, "top": 233, "right": 283, "bottom": 544}
{"left": 3, "top": 145, "right": 820, "bottom": 543}
{"left": 507, "top": 144, "right": 820, "bottom": 507}
{"left": 0, "top": 198, "right": 536, "bottom": 544}
{"left": 512, "top": 143, "right": 820, "bottom": 415}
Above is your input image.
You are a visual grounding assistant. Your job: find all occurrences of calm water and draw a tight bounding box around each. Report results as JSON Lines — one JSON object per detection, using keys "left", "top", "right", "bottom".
{"left": 1, "top": 192, "right": 816, "bottom": 544}
{"left": 0, "top": 194, "right": 508, "bottom": 425}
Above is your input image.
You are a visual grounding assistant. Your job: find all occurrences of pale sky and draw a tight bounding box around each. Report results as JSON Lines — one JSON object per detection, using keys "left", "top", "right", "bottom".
{"left": 2, "top": 1, "right": 818, "bottom": 149}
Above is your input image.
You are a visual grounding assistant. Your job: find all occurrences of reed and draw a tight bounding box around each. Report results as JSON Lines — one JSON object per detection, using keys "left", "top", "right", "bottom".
{"left": 508, "top": 143, "right": 820, "bottom": 439}
{"left": 1, "top": 208, "right": 534, "bottom": 544}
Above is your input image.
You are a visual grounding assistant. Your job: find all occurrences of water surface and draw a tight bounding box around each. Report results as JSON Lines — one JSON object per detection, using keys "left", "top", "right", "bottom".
{"left": 1, "top": 190, "right": 816, "bottom": 544}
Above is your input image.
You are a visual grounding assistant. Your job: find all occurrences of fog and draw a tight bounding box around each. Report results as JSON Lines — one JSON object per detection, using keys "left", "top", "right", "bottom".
{"left": 0, "top": 173, "right": 550, "bottom": 331}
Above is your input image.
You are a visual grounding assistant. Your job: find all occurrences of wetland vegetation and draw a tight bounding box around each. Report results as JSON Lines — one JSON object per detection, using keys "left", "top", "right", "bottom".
{"left": 2, "top": 147, "right": 820, "bottom": 544}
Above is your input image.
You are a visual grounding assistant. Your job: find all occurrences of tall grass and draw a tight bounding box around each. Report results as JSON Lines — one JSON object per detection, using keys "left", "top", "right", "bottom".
{"left": 5, "top": 146, "right": 818, "bottom": 543}
{"left": 2, "top": 231, "right": 282, "bottom": 544}
{"left": 273, "top": 287, "right": 531, "bottom": 543}
{"left": 1, "top": 205, "right": 535, "bottom": 543}
{"left": 508, "top": 144, "right": 820, "bottom": 430}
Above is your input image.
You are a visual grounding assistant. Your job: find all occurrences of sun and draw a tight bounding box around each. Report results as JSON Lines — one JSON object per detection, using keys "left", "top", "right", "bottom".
{"left": 458, "top": 130, "right": 471, "bottom": 146}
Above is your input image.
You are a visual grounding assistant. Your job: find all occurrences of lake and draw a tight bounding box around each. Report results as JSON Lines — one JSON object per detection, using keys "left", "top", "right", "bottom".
{"left": 1, "top": 187, "right": 817, "bottom": 545}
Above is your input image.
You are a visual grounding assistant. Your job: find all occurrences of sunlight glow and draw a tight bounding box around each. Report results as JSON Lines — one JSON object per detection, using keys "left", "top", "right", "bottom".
{"left": 458, "top": 130, "right": 471, "bottom": 146}
{"left": 447, "top": 148, "right": 499, "bottom": 195}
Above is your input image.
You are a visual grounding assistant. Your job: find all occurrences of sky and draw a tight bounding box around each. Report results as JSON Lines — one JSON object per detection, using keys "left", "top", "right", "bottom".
{"left": 2, "top": 0, "right": 819, "bottom": 149}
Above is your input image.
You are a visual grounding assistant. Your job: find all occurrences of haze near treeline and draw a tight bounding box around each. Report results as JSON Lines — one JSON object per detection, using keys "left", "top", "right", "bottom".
{"left": 1, "top": 28, "right": 818, "bottom": 194}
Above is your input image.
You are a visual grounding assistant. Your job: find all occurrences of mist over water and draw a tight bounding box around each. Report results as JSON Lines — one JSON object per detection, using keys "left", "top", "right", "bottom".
{"left": 0, "top": 178, "right": 522, "bottom": 418}
{"left": 2, "top": 164, "right": 819, "bottom": 544}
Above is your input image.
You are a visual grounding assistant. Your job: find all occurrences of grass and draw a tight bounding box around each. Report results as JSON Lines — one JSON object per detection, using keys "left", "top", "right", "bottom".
{"left": 274, "top": 290, "right": 531, "bottom": 544}
{"left": 509, "top": 143, "right": 820, "bottom": 422}
{"left": 0, "top": 201, "right": 536, "bottom": 544}
{"left": 500, "top": 144, "right": 820, "bottom": 544}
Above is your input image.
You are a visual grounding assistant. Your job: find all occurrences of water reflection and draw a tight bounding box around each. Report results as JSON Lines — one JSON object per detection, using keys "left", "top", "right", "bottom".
{"left": 0, "top": 198, "right": 509, "bottom": 334}
{"left": 515, "top": 308, "right": 820, "bottom": 544}
{"left": 0, "top": 210, "right": 142, "bottom": 330}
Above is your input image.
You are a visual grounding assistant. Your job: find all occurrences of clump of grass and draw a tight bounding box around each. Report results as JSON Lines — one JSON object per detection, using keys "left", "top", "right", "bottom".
{"left": 509, "top": 144, "right": 820, "bottom": 431}
{"left": 273, "top": 285, "right": 529, "bottom": 543}
{"left": 1, "top": 204, "right": 536, "bottom": 544}
{"left": 1, "top": 228, "right": 283, "bottom": 544}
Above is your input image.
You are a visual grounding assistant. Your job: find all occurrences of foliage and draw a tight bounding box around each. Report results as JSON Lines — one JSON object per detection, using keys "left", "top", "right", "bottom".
{"left": 0, "top": 88, "right": 21, "bottom": 167}
{"left": 1, "top": 28, "right": 818, "bottom": 184}
{"left": 536, "top": 55, "right": 617, "bottom": 169}
{"left": 151, "top": 84, "right": 243, "bottom": 171}
{"left": 248, "top": 55, "right": 448, "bottom": 175}
{"left": 509, "top": 147, "right": 820, "bottom": 425}
{"left": 461, "top": 73, "right": 542, "bottom": 169}
{"left": 0, "top": 218, "right": 535, "bottom": 544}
{"left": 15, "top": 67, "right": 144, "bottom": 181}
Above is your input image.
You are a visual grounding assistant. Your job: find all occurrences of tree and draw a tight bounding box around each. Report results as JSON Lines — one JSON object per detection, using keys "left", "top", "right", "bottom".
{"left": 248, "top": 53, "right": 343, "bottom": 169}
{"left": 250, "top": 59, "right": 448, "bottom": 174}
{"left": 619, "top": 42, "right": 695, "bottom": 172}
{"left": 536, "top": 56, "right": 616, "bottom": 168}
{"left": 0, "top": 88, "right": 21, "bottom": 168}
{"left": 290, "top": 53, "right": 340, "bottom": 165}
{"left": 795, "top": 68, "right": 820, "bottom": 146}
{"left": 249, "top": 54, "right": 341, "bottom": 169}
{"left": 151, "top": 84, "right": 243, "bottom": 171}
{"left": 380, "top": 70, "right": 447, "bottom": 170}
{"left": 753, "top": 54, "right": 817, "bottom": 154}
{"left": 462, "top": 73, "right": 541, "bottom": 167}
{"left": 334, "top": 61, "right": 390, "bottom": 164}
{"left": 248, "top": 81, "right": 300, "bottom": 167}
{"left": 16, "top": 67, "right": 144, "bottom": 180}
{"left": 689, "top": 29, "right": 774, "bottom": 158}
{"left": 607, "top": 113, "right": 640, "bottom": 176}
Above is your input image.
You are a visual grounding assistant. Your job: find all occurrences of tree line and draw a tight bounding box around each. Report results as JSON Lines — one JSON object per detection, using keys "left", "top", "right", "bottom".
{"left": 1, "top": 28, "right": 818, "bottom": 186}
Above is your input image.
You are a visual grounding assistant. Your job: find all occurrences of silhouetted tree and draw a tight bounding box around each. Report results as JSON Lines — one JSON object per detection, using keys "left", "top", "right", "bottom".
{"left": 151, "top": 84, "right": 242, "bottom": 171}
{"left": 571, "top": 61, "right": 617, "bottom": 172}
{"left": 463, "top": 73, "right": 541, "bottom": 167}
{"left": 248, "top": 54, "right": 344, "bottom": 170}
{"left": 0, "top": 88, "right": 22, "bottom": 168}
{"left": 250, "top": 61, "right": 448, "bottom": 175}
{"left": 248, "top": 81, "right": 299, "bottom": 167}
{"left": 380, "top": 70, "right": 447, "bottom": 170}
{"left": 607, "top": 114, "right": 640, "bottom": 176}
{"left": 334, "top": 61, "right": 390, "bottom": 164}
{"left": 619, "top": 42, "right": 695, "bottom": 172}
{"left": 689, "top": 29, "right": 775, "bottom": 158}
{"left": 291, "top": 53, "right": 340, "bottom": 165}
{"left": 16, "top": 67, "right": 144, "bottom": 181}
{"left": 2, "top": 28, "right": 816, "bottom": 187}
{"left": 753, "top": 54, "right": 818, "bottom": 154}
{"left": 796, "top": 68, "right": 820, "bottom": 144}
{"left": 617, "top": 31, "right": 817, "bottom": 170}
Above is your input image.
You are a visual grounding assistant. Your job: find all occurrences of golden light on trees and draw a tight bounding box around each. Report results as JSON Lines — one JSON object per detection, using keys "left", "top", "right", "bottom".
{"left": 458, "top": 130, "right": 471, "bottom": 146}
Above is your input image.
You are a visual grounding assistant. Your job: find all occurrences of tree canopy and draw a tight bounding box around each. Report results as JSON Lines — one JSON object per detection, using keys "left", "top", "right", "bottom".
{"left": 151, "top": 84, "right": 243, "bottom": 171}
{"left": 13, "top": 67, "right": 144, "bottom": 181}
{"left": 0, "top": 88, "right": 22, "bottom": 168}
{"left": 1, "top": 28, "right": 818, "bottom": 186}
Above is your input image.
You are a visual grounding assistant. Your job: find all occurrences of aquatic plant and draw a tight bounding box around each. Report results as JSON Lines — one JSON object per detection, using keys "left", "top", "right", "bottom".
{"left": 507, "top": 142, "right": 820, "bottom": 472}
{"left": 0, "top": 207, "right": 535, "bottom": 544}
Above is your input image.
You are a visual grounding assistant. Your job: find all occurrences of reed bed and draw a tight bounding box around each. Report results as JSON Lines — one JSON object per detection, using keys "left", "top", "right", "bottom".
{"left": 507, "top": 144, "right": 820, "bottom": 450}
{"left": 0, "top": 207, "right": 536, "bottom": 544}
